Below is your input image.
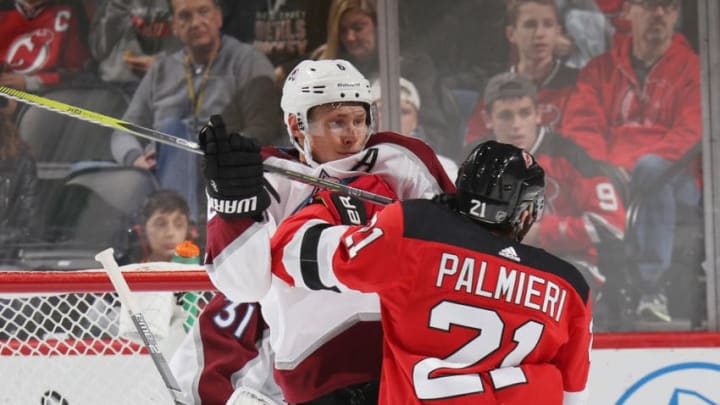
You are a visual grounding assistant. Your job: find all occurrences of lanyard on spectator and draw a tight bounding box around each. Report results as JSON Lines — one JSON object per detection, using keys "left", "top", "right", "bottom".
{"left": 183, "top": 52, "right": 217, "bottom": 127}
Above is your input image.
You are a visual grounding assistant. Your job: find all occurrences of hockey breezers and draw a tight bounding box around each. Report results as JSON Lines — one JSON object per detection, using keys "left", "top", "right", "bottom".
{"left": 0, "top": 86, "right": 393, "bottom": 206}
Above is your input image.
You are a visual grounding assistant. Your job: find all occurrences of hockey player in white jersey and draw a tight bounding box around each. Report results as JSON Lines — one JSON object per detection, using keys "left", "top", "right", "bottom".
{"left": 200, "top": 59, "right": 454, "bottom": 404}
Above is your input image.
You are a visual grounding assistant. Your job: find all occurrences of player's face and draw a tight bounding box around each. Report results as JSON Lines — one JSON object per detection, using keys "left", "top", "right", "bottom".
{"left": 487, "top": 97, "right": 540, "bottom": 151}
{"left": 339, "top": 10, "right": 377, "bottom": 63}
{"left": 507, "top": 3, "right": 561, "bottom": 64}
{"left": 303, "top": 103, "right": 369, "bottom": 163}
{"left": 145, "top": 209, "right": 189, "bottom": 261}
{"left": 171, "top": 0, "right": 223, "bottom": 55}
{"left": 625, "top": 0, "right": 678, "bottom": 48}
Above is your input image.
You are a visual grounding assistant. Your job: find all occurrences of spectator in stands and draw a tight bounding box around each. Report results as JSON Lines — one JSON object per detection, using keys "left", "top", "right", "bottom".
{"left": 219, "top": 0, "right": 332, "bottom": 86}
{"left": 0, "top": 96, "right": 38, "bottom": 249}
{"left": 371, "top": 77, "right": 459, "bottom": 181}
{"left": 318, "top": 0, "right": 463, "bottom": 160}
{"left": 560, "top": 0, "right": 700, "bottom": 322}
{"left": 110, "top": 0, "right": 282, "bottom": 223}
{"left": 0, "top": 0, "right": 92, "bottom": 92}
{"left": 478, "top": 72, "right": 625, "bottom": 292}
{"left": 465, "top": 0, "right": 578, "bottom": 146}
{"left": 89, "top": 0, "right": 180, "bottom": 96}
{"left": 117, "top": 189, "right": 194, "bottom": 358}
{"left": 129, "top": 189, "right": 193, "bottom": 263}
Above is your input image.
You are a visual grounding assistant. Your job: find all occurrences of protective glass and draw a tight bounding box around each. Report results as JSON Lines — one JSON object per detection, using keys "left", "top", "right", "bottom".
{"left": 306, "top": 102, "right": 376, "bottom": 138}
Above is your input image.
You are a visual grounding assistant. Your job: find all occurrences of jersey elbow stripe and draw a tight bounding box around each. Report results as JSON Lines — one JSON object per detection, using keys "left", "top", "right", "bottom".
{"left": 300, "top": 223, "right": 340, "bottom": 292}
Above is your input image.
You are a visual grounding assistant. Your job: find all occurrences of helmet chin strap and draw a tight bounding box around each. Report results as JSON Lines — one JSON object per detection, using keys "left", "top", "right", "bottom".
{"left": 301, "top": 135, "right": 317, "bottom": 167}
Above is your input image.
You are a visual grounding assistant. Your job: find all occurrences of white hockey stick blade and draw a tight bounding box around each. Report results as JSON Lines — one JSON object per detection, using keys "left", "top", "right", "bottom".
{"left": 226, "top": 387, "right": 283, "bottom": 405}
{"left": 95, "top": 248, "right": 192, "bottom": 405}
{"left": 0, "top": 86, "right": 392, "bottom": 206}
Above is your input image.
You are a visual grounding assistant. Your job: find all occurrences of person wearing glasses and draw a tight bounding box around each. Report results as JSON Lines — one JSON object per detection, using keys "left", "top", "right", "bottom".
{"left": 560, "top": 0, "right": 701, "bottom": 323}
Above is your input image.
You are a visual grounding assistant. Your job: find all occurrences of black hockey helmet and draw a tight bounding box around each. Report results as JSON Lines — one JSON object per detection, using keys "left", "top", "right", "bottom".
{"left": 455, "top": 140, "right": 545, "bottom": 236}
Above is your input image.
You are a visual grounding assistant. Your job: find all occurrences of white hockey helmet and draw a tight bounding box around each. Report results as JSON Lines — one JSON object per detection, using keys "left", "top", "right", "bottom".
{"left": 281, "top": 59, "right": 375, "bottom": 164}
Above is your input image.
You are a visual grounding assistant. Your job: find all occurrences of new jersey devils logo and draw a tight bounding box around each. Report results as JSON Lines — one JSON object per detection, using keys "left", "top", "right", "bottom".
{"left": 6, "top": 28, "right": 55, "bottom": 75}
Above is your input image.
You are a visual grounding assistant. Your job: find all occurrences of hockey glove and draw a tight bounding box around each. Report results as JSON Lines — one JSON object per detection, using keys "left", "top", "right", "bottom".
{"left": 200, "top": 115, "right": 270, "bottom": 220}
{"left": 313, "top": 174, "right": 397, "bottom": 226}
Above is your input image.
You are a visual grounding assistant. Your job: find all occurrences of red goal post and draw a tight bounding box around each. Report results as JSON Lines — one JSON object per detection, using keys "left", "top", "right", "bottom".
{"left": 0, "top": 265, "right": 215, "bottom": 405}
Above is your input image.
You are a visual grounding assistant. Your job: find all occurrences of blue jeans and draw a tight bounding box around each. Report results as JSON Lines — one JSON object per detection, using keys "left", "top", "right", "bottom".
{"left": 154, "top": 118, "right": 202, "bottom": 221}
{"left": 631, "top": 155, "right": 701, "bottom": 286}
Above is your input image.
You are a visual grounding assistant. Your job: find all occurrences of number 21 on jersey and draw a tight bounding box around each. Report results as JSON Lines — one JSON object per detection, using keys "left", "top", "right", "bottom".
{"left": 413, "top": 301, "right": 544, "bottom": 400}
{"left": 343, "top": 214, "right": 384, "bottom": 258}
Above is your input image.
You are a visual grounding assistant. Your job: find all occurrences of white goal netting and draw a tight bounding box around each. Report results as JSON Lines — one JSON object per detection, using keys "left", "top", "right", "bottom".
{"left": 0, "top": 265, "right": 214, "bottom": 405}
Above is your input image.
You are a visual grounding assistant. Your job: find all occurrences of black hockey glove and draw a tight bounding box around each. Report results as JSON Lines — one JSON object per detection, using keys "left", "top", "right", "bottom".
{"left": 200, "top": 115, "right": 270, "bottom": 220}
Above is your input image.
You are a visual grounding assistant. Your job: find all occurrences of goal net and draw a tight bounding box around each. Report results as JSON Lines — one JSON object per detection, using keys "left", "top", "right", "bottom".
{"left": 0, "top": 264, "right": 215, "bottom": 405}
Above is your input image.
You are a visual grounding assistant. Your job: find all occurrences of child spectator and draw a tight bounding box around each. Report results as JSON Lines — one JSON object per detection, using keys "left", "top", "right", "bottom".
{"left": 0, "top": 0, "right": 92, "bottom": 92}
{"left": 465, "top": 0, "right": 578, "bottom": 146}
{"left": 118, "top": 189, "right": 197, "bottom": 358}
{"left": 130, "top": 189, "right": 193, "bottom": 263}
{"left": 477, "top": 72, "right": 625, "bottom": 294}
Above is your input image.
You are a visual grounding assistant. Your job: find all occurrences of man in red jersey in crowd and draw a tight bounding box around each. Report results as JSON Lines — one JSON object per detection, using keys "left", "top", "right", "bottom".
{"left": 271, "top": 141, "right": 592, "bottom": 404}
{"left": 560, "top": 0, "right": 701, "bottom": 322}
{"left": 1, "top": 0, "right": 91, "bottom": 92}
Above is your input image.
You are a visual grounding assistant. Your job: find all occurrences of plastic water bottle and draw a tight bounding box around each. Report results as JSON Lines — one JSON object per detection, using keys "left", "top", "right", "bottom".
{"left": 171, "top": 240, "right": 203, "bottom": 332}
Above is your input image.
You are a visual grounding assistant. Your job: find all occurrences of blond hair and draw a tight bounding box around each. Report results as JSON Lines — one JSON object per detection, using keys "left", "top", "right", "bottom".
{"left": 319, "top": 0, "right": 377, "bottom": 60}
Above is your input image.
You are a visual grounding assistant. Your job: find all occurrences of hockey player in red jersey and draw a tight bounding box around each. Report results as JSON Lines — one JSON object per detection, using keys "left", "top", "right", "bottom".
{"left": 199, "top": 59, "right": 454, "bottom": 404}
{"left": 271, "top": 141, "right": 592, "bottom": 404}
{"left": 0, "top": 0, "right": 91, "bottom": 92}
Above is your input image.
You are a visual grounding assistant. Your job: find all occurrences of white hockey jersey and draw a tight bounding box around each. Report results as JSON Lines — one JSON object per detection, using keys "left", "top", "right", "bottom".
{"left": 204, "top": 132, "right": 455, "bottom": 403}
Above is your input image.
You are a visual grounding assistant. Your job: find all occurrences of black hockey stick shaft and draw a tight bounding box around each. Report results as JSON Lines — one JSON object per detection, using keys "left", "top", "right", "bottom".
{"left": 0, "top": 86, "right": 393, "bottom": 206}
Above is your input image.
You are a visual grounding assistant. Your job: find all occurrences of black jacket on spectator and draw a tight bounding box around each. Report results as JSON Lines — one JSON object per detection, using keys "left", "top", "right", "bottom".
{"left": 0, "top": 153, "right": 38, "bottom": 244}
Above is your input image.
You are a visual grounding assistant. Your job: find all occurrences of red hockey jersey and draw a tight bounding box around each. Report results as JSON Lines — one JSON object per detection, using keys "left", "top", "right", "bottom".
{"left": 560, "top": 33, "right": 700, "bottom": 171}
{"left": 272, "top": 199, "right": 592, "bottom": 405}
{"left": 0, "top": 2, "right": 90, "bottom": 90}
{"left": 530, "top": 130, "right": 625, "bottom": 266}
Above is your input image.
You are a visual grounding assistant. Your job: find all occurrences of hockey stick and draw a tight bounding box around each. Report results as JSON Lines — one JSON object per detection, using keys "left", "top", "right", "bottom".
{"left": 95, "top": 248, "right": 191, "bottom": 405}
{"left": 0, "top": 86, "right": 393, "bottom": 206}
